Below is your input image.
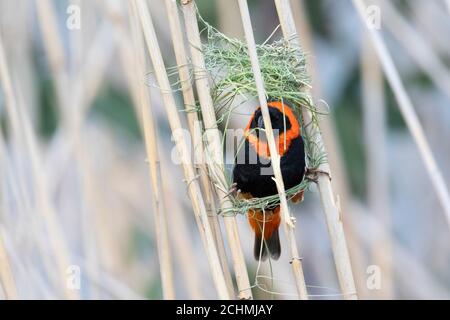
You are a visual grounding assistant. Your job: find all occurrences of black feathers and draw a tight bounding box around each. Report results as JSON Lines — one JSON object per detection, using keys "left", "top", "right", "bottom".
{"left": 233, "top": 105, "right": 305, "bottom": 198}
{"left": 233, "top": 135, "right": 306, "bottom": 198}
{"left": 254, "top": 229, "right": 281, "bottom": 261}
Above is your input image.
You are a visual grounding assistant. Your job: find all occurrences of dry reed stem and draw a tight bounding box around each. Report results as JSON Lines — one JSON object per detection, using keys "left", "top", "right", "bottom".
{"left": 3, "top": 2, "right": 36, "bottom": 123}
{"left": 361, "top": 36, "right": 393, "bottom": 299}
{"left": 410, "top": 2, "right": 450, "bottom": 56}
{"left": 446, "top": 0, "right": 450, "bottom": 15}
{"left": 0, "top": 33, "right": 78, "bottom": 300}
{"left": 136, "top": 72, "right": 176, "bottom": 300}
{"left": 379, "top": 0, "right": 450, "bottom": 101}
{"left": 290, "top": 0, "right": 353, "bottom": 230}
{"left": 38, "top": 0, "right": 108, "bottom": 299}
{"left": 353, "top": 0, "right": 450, "bottom": 230}
{"left": 101, "top": 0, "right": 177, "bottom": 299}
{"left": 36, "top": 0, "right": 107, "bottom": 299}
{"left": 133, "top": 0, "right": 230, "bottom": 300}
{"left": 68, "top": 2, "right": 101, "bottom": 299}
{"left": 164, "top": 0, "right": 235, "bottom": 297}
{"left": 0, "top": 230, "right": 17, "bottom": 299}
{"left": 160, "top": 155, "right": 205, "bottom": 299}
{"left": 46, "top": 22, "right": 114, "bottom": 196}
{"left": 9, "top": 1, "right": 116, "bottom": 298}
{"left": 105, "top": 0, "right": 176, "bottom": 300}
{"left": 35, "top": 0, "right": 70, "bottom": 123}
{"left": 351, "top": 206, "right": 450, "bottom": 299}
{"left": 181, "top": 1, "right": 253, "bottom": 300}
{"left": 0, "top": 120, "right": 58, "bottom": 295}
{"left": 274, "top": 0, "right": 357, "bottom": 299}
{"left": 290, "top": 1, "right": 368, "bottom": 297}
{"left": 69, "top": 21, "right": 120, "bottom": 299}
{"left": 73, "top": 21, "right": 115, "bottom": 118}
{"left": 236, "top": 0, "right": 309, "bottom": 300}
{"left": 126, "top": 0, "right": 208, "bottom": 298}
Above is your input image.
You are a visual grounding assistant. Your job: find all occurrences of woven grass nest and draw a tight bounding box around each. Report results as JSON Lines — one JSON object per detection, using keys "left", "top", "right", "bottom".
{"left": 194, "top": 20, "right": 327, "bottom": 215}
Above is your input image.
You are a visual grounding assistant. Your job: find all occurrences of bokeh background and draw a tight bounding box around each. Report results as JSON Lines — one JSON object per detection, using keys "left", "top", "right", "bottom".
{"left": 0, "top": 0, "right": 449, "bottom": 299}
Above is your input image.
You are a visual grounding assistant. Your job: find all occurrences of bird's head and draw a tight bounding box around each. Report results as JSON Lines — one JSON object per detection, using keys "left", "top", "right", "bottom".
{"left": 244, "top": 100, "right": 301, "bottom": 157}
{"left": 249, "top": 104, "right": 293, "bottom": 140}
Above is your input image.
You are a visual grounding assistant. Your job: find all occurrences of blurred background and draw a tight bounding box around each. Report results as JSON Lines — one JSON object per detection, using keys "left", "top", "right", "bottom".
{"left": 0, "top": 0, "right": 450, "bottom": 299}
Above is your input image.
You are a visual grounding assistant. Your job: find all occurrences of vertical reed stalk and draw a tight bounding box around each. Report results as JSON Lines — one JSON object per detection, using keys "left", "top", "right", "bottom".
{"left": 137, "top": 70, "right": 176, "bottom": 300}
{"left": 161, "top": 155, "right": 205, "bottom": 299}
{"left": 237, "top": 0, "right": 308, "bottom": 300}
{"left": 353, "top": 0, "right": 450, "bottom": 230}
{"left": 181, "top": 0, "right": 253, "bottom": 300}
{"left": 352, "top": 208, "right": 450, "bottom": 299}
{"left": 132, "top": 0, "right": 230, "bottom": 300}
{"left": 35, "top": 0, "right": 70, "bottom": 122}
{"left": 103, "top": 0, "right": 176, "bottom": 300}
{"left": 0, "top": 110, "right": 53, "bottom": 298}
{"left": 0, "top": 230, "right": 17, "bottom": 299}
{"left": 361, "top": 36, "right": 393, "bottom": 299}
{"left": 164, "top": 0, "right": 235, "bottom": 297}
{"left": 445, "top": 0, "right": 450, "bottom": 15}
{"left": 38, "top": 0, "right": 105, "bottom": 299}
{"left": 379, "top": 0, "right": 450, "bottom": 100}
{"left": 0, "top": 32, "right": 78, "bottom": 300}
{"left": 290, "top": 0, "right": 367, "bottom": 297}
{"left": 126, "top": 2, "right": 176, "bottom": 299}
{"left": 274, "top": 0, "right": 357, "bottom": 299}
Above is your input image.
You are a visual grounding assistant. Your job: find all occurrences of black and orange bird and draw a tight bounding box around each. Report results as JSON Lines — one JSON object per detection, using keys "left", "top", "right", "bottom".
{"left": 233, "top": 100, "right": 306, "bottom": 261}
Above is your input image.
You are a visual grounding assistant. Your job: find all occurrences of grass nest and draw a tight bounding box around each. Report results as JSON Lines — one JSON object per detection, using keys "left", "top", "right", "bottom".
{"left": 197, "top": 19, "right": 327, "bottom": 216}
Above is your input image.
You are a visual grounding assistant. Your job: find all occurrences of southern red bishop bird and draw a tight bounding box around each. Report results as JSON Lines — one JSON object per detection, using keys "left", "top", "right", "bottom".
{"left": 233, "top": 100, "right": 306, "bottom": 261}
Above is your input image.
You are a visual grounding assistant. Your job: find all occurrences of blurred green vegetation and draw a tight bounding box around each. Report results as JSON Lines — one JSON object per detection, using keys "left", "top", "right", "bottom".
{"left": 37, "top": 77, "right": 59, "bottom": 138}
{"left": 129, "top": 227, "right": 162, "bottom": 299}
{"left": 333, "top": 68, "right": 366, "bottom": 198}
{"left": 333, "top": 68, "right": 406, "bottom": 198}
{"left": 90, "top": 85, "right": 141, "bottom": 141}
{"left": 0, "top": 110, "right": 7, "bottom": 139}
{"left": 36, "top": 65, "right": 141, "bottom": 142}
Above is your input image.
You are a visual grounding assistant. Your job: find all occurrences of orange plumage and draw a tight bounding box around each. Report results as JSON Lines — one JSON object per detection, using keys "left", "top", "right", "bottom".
{"left": 233, "top": 100, "right": 306, "bottom": 261}
{"left": 248, "top": 207, "right": 281, "bottom": 241}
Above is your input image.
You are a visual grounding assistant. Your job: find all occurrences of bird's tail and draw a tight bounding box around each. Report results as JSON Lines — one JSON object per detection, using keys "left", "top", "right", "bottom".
{"left": 254, "top": 228, "right": 281, "bottom": 261}
{"left": 248, "top": 207, "right": 281, "bottom": 261}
